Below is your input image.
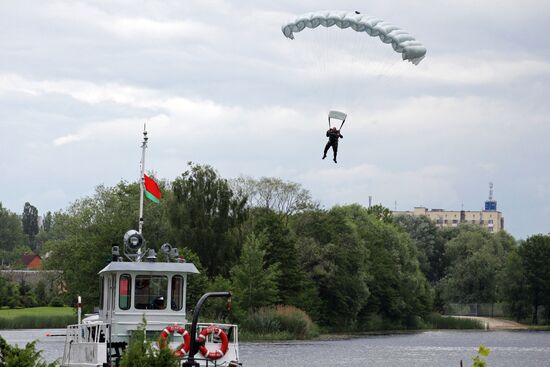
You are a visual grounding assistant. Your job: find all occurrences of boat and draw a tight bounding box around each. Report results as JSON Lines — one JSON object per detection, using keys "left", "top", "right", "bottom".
{"left": 60, "top": 129, "right": 241, "bottom": 367}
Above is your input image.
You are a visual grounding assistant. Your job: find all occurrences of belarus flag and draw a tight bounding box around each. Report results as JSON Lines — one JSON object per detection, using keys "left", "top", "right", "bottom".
{"left": 144, "top": 174, "right": 161, "bottom": 203}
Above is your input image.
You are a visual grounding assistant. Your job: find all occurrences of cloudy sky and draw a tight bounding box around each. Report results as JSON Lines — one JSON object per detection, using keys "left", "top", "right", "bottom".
{"left": 1, "top": 0, "right": 549, "bottom": 239}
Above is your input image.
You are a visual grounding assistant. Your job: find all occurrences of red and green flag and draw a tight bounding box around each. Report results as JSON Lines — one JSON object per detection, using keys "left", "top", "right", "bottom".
{"left": 144, "top": 174, "right": 161, "bottom": 203}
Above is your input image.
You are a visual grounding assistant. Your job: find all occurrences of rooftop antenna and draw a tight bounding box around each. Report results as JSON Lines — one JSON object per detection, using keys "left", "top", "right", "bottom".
{"left": 368, "top": 196, "right": 372, "bottom": 208}
{"left": 138, "top": 124, "right": 148, "bottom": 234}
{"left": 488, "top": 182, "right": 494, "bottom": 201}
{"left": 394, "top": 200, "right": 397, "bottom": 211}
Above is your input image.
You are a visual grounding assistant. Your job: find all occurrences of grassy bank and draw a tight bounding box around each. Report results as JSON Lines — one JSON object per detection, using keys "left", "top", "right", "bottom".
{"left": 0, "top": 307, "right": 77, "bottom": 329}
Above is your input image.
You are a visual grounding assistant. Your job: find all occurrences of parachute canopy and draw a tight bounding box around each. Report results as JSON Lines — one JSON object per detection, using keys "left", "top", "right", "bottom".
{"left": 328, "top": 110, "right": 347, "bottom": 122}
{"left": 281, "top": 11, "right": 426, "bottom": 65}
{"left": 328, "top": 110, "right": 347, "bottom": 129}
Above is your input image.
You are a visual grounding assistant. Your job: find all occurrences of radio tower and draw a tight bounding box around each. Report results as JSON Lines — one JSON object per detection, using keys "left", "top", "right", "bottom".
{"left": 484, "top": 182, "right": 497, "bottom": 211}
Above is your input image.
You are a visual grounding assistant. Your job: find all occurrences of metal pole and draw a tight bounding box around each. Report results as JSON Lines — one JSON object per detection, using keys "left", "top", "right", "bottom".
{"left": 138, "top": 125, "right": 148, "bottom": 234}
{"left": 183, "top": 292, "right": 232, "bottom": 367}
{"left": 77, "top": 295, "right": 82, "bottom": 325}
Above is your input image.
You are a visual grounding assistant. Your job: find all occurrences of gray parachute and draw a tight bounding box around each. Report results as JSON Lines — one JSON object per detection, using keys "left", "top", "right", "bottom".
{"left": 281, "top": 11, "right": 426, "bottom": 65}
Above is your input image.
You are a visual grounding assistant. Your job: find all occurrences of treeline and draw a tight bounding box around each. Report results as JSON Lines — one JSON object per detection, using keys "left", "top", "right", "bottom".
{"left": 0, "top": 277, "right": 63, "bottom": 309}
{"left": 0, "top": 202, "right": 52, "bottom": 260}
{"left": 2, "top": 162, "right": 550, "bottom": 329}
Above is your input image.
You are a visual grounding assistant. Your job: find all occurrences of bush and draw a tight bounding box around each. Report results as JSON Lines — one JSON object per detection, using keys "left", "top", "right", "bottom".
{"left": 49, "top": 297, "right": 64, "bottom": 307}
{"left": 243, "top": 305, "right": 318, "bottom": 339}
{"left": 0, "top": 334, "right": 58, "bottom": 367}
{"left": 119, "top": 321, "right": 179, "bottom": 367}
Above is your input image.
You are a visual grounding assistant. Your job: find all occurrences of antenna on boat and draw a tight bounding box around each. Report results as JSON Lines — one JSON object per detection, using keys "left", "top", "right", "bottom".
{"left": 138, "top": 124, "right": 148, "bottom": 234}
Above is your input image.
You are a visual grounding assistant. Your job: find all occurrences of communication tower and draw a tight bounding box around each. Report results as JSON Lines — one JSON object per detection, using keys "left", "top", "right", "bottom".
{"left": 484, "top": 182, "right": 497, "bottom": 211}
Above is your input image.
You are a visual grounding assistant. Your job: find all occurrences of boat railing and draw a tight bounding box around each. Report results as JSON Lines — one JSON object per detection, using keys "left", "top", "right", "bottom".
{"left": 61, "top": 321, "right": 109, "bottom": 366}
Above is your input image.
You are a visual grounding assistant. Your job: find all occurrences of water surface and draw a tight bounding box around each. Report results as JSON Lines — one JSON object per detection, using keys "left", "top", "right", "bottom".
{"left": 1, "top": 329, "right": 549, "bottom": 366}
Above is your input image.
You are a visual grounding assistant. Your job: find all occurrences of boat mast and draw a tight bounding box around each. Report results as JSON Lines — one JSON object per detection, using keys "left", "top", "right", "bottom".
{"left": 138, "top": 125, "right": 148, "bottom": 234}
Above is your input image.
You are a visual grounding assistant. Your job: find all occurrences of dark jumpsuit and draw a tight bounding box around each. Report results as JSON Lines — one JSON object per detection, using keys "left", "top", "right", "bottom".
{"left": 323, "top": 129, "right": 343, "bottom": 162}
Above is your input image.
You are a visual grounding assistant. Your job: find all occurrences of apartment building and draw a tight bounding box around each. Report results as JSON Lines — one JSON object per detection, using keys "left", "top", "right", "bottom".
{"left": 392, "top": 184, "right": 504, "bottom": 233}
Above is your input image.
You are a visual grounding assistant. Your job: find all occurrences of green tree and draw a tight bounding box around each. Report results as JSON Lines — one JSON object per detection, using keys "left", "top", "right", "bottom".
{"left": 18, "top": 280, "right": 37, "bottom": 308}
{"left": 292, "top": 206, "right": 371, "bottom": 330}
{"left": 168, "top": 163, "right": 247, "bottom": 278}
{"left": 359, "top": 206, "right": 432, "bottom": 329}
{"left": 230, "top": 234, "right": 280, "bottom": 315}
{"left": 231, "top": 176, "right": 317, "bottom": 219}
{"left": 0, "top": 277, "right": 21, "bottom": 308}
{"left": 366, "top": 204, "right": 393, "bottom": 224}
{"left": 439, "top": 227, "right": 514, "bottom": 306}
{"left": 499, "top": 249, "right": 530, "bottom": 321}
{"left": 42, "top": 212, "right": 53, "bottom": 232}
{"left": 43, "top": 180, "right": 171, "bottom": 311}
{"left": 22, "top": 202, "right": 39, "bottom": 250}
{"left": 519, "top": 234, "right": 550, "bottom": 324}
{"left": 394, "top": 214, "right": 446, "bottom": 283}
{"left": 0, "top": 203, "right": 25, "bottom": 254}
{"left": 248, "top": 208, "right": 309, "bottom": 307}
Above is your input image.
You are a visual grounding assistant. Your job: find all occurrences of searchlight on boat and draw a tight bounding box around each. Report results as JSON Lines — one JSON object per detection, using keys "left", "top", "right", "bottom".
{"left": 123, "top": 229, "right": 146, "bottom": 262}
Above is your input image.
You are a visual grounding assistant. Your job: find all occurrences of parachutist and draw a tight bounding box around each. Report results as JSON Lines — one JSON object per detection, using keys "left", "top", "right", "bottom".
{"left": 322, "top": 127, "right": 343, "bottom": 164}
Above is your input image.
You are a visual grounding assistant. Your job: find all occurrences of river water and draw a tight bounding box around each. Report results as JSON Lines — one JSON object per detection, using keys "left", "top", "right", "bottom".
{"left": 1, "top": 329, "right": 549, "bottom": 366}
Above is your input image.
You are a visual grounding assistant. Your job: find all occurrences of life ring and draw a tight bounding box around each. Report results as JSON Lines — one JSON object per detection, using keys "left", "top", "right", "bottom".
{"left": 158, "top": 324, "right": 190, "bottom": 357}
{"left": 198, "top": 326, "right": 229, "bottom": 360}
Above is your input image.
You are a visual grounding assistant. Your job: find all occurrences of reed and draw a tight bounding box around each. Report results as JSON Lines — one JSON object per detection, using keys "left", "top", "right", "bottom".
{"left": 0, "top": 314, "right": 77, "bottom": 329}
{"left": 423, "top": 313, "right": 484, "bottom": 329}
{"left": 0, "top": 307, "right": 77, "bottom": 329}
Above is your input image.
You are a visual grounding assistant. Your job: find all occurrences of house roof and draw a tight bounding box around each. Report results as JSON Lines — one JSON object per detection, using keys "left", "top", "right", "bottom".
{"left": 20, "top": 254, "right": 41, "bottom": 266}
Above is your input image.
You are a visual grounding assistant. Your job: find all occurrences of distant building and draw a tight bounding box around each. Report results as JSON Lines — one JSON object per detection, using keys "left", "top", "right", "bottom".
{"left": 393, "top": 183, "right": 504, "bottom": 233}
{"left": 19, "top": 254, "right": 43, "bottom": 270}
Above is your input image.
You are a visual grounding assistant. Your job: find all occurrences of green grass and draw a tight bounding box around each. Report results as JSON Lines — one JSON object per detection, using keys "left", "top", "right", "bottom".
{"left": 0, "top": 307, "right": 77, "bottom": 329}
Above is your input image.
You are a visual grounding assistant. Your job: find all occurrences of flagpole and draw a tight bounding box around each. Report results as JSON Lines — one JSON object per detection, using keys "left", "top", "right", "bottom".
{"left": 138, "top": 124, "right": 148, "bottom": 234}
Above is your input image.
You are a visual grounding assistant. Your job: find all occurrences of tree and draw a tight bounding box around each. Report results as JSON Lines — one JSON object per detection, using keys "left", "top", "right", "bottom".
{"left": 230, "top": 234, "right": 280, "bottom": 315}
{"left": 499, "top": 249, "right": 530, "bottom": 321}
{"left": 394, "top": 214, "right": 447, "bottom": 283}
{"left": 0, "top": 203, "right": 25, "bottom": 258}
{"left": 247, "top": 208, "right": 308, "bottom": 307}
{"left": 42, "top": 212, "right": 52, "bottom": 232}
{"left": 168, "top": 163, "right": 247, "bottom": 277}
{"left": 366, "top": 204, "right": 393, "bottom": 224}
{"left": 519, "top": 234, "right": 550, "bottom": 324}
{"left": 0, "top": 277, "right": 20, "bottom": 308}
{"left": 44, "top": 180, "right": 171, "bottom": 311}
{"left": 22, "top": 202, "right": 39, "bottom": 251}
{"left": 292, "top": 206, "right": 371, "bottom": 330}
{"left": 438, "top": 227, "right": 514, "bottom": 306}
{"left": 231, "top": 176, "right": 316, "bottom": 218}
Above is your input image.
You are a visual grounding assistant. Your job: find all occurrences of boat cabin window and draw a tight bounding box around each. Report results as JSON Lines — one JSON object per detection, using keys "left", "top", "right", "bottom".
{"left": 171, "top": 275, "right": 184, "bottom": 311}
{"left": 135, "top": 275, "right": 168, "bottom": 310}
{"left": 119, "top": 274, "right": 132, "bottom": 310}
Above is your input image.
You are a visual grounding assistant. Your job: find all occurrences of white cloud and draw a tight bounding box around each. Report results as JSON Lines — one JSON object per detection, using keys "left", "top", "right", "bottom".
{"left": 280, "top": 52, "right": 550, "bottom": 85}
{"left": 43, "top": 2, "right": 220, "bottom": 41}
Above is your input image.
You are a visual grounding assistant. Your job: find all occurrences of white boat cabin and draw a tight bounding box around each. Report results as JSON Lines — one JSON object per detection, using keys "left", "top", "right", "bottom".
{"left": 61, "top": 231, "right": 240, "bottom": 367}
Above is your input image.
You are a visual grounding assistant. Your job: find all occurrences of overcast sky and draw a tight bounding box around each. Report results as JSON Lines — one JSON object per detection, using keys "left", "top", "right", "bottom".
{"left": 1, "top": 0, "right": 549, "bottom": 239}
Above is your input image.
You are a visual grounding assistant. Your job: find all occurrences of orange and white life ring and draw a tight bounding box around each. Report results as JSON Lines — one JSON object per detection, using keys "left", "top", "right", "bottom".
{"left": 198, "top": 326, "right": 229, "bottom": 360}
{"left": 158, "top": 324, "right": 191, "bottom": 358}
